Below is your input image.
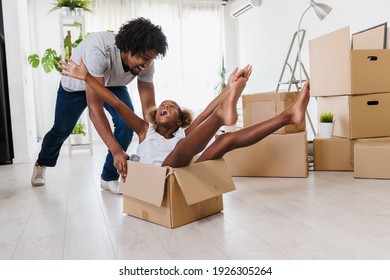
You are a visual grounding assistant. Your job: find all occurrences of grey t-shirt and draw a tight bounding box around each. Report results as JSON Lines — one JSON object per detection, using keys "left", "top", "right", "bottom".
{"left": 61, "top": 31, "right": 154, "bottom": 92}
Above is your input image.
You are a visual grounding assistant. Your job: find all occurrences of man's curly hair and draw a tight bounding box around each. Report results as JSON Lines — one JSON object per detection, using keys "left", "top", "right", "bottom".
{"left": 146, "top": 102, "right": 193, "bottom": 131}
{"left": 115, "top": 17, "right": 168, "bottom": 58}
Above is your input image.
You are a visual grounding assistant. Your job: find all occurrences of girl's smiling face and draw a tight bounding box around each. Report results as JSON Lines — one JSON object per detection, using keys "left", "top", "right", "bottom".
{"left": 155, "top": 100, "right": 183, "bottom": 127}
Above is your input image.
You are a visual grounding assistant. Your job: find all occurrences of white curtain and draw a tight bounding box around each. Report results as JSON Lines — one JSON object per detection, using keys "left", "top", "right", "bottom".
{"left": 85, "top": 0, "right": 223, "bottom": 115}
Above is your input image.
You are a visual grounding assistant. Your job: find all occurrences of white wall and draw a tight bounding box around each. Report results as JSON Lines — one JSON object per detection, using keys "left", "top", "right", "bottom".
{"left": 2, "top": 0, "right": 39, "bottom": 163}
{"left": 27, "top": 0, "right": 62, "bottom": 139}
{"left": 226, "top": 0, "right": 390, "bottom": 92}
{"left": 225, "top": 0, "right": 390, "bottom": 139}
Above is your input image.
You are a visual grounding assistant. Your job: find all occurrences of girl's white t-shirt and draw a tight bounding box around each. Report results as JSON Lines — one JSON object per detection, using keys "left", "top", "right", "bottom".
{"left": 136, "top": 124, "right": 186, "bottom": 166}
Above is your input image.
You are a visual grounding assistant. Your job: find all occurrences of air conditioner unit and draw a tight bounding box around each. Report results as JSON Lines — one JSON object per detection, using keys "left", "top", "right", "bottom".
{"left": 230, "top": 0, "right": 261, "bottom": 18}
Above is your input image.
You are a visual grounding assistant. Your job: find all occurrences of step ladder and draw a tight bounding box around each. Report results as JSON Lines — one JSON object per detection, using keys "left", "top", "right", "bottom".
{"left": 275, "top": 29, "right": 316, "bottom": 136}
{"left": 276, "top": 29, "right": 309, "bottom": 92}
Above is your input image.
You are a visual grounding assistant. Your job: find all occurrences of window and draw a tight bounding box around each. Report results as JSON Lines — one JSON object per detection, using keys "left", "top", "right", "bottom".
{"left": 86, "top": 0, "right": 224, "bottom": 115}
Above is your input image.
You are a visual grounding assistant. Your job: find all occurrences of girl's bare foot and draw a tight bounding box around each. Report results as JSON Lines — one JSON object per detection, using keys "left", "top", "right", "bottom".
{"left": 286, "top": 81, "right": 311, "bottom": 125}
{"left": 215, "top": 65, "right": 252, "bottom": 125}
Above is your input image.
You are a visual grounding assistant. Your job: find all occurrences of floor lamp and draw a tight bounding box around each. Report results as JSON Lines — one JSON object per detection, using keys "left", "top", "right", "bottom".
{"left": 297, "top": 0, "right": 332, "bottom": 135}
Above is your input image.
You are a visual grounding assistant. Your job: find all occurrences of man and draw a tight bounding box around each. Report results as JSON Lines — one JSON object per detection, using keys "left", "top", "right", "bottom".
{"left": 31, "top": 17, "right": 168, "bottom": 194}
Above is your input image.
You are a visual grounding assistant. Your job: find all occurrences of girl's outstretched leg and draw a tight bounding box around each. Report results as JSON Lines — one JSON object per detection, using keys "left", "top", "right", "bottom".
{"left": 162, "top": 67, "right": 252, "bottom": 167}
{"left": 196, "top": 81, "right": 311, "bottom": 162}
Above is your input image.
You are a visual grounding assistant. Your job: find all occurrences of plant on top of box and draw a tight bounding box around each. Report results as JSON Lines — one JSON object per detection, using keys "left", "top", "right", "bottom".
{"left": 319, "top": 112, "right": 334, "bottom": 123}
{"left": 318, "top": 112, "right": 334, "bottom": 138}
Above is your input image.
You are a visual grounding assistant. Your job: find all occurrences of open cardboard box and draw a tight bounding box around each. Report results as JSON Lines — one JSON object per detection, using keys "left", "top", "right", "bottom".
{"left": 119, "top": 159, "right": 236, "bottom": 228}
{"left": 309, "top": 26, "right": 390, "bottom": 97}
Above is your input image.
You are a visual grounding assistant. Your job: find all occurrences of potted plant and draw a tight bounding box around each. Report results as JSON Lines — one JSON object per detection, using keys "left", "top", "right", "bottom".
{"left": 48, "top": 0, "right": 74, "bottom": 15}
{"left": 28, "top": 22, "right": 84, "bottom": 73}
{"left": 74, "top": 0, "right": 93, "bottom": 15}
{"left": 318, "top": 112, "right": 334, "bottom": 138}
{"left": 214, "top": 57, "right": 227, "bottom": 96}
{"left": 71, "top": 120, "right": 86, "bottom": 144}
{"left": 216, "top": 66, "right": 227, "bottom": 94}
{"left": 48, "top": 0, "right": 93, "bottom": 15}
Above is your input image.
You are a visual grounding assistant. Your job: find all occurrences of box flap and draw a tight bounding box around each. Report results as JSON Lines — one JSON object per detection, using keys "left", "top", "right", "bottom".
{"left": 309, "top": 26, "right": 351, "bottom": 96}
{"left": 172, "top": 159, "right": 236, "bottom": 205}
{"left": 119, "top": 160, "right": 167, "bottom": 207}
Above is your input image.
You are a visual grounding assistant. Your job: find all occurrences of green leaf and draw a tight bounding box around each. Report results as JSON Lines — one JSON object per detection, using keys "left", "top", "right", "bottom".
{"left": 41, "top": 48, "right": 60, "bottom": 73}
{"left": 41, "top": 58, "right": 54, "bottom": 73}
{"left": 74, "top": 38, "right": 83, "bottom": 47}
{"left": 28, "top": 54, "right": 40, "bottom": 68}
{"left": 64, "top": 37, "right": 72, "bottom": 49}
{"left": 54, "top": 55, "right": 63, "bottom": 72}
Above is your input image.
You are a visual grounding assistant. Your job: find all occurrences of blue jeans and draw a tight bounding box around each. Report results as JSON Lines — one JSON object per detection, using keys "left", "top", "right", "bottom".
{"left": 37, "top": 83, "right": 134, "bottom": 181}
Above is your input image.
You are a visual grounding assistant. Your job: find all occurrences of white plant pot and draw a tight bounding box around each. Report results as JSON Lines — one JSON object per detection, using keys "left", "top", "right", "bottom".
{"left": 318, "top": 122, "right": 334, "bottom": 138}
{"left": 71, "top": 134, "right": 84, "bottom": 144}
{"left": 74, "top": 7, "right": 84, "bottom": 16}
{"left": 61, "top": 7, "right": 71, "bottom": 16}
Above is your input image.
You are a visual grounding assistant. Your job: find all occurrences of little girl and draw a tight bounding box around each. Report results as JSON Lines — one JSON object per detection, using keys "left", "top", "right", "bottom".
{"left": 60, "top": 58, "right": 310, "bottom": 181}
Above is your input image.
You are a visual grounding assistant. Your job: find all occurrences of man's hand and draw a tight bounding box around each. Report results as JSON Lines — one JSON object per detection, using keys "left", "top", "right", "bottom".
{"left": 112, "top": 150, "right": 130, "bottom": 182}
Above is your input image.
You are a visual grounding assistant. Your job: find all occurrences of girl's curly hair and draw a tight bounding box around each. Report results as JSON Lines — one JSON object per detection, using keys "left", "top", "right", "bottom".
{"left": 146, "top": 103, "right": 193, "bottom": 130}
{"left": 115, "top": 17, "right": 168, "bottom": 58}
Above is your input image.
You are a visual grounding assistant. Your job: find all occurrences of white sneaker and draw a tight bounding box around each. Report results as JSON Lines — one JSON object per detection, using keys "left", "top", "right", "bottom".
{"left": 100, "top": 179, "right": 122, "bottom": 195}
{"left": 31, "top": 163, "right": 47, "bottom": 187}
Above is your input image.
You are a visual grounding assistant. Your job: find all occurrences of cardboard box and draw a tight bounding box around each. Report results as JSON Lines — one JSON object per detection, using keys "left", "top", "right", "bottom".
{"left": 317, "top": 93, "right": 390, "bottom": 139}
{"left": 351, "top": 23, "right": 387, "bottom": 49}
{"left": 313, "top": 137, "right": 356, "bottom": 171}
{"left": 356, "top": 136, "right": 390, "bottom": 144}
{"left": 242, "top": 91, "right": 306, "bottom": 134}
{"left": 388, "top": 27, "right": 390, "bottom": 48}
{"left": 223, "top": 131, "right": 308, "bottom": 177}
{"left": 354, "top": 142, "right": 390, "bottom": 179}
{"left": 309, "top": 26, "right": 390, "bottom": 97}
{"left": 119, "top": 159, "right": 236, "bottom": 228}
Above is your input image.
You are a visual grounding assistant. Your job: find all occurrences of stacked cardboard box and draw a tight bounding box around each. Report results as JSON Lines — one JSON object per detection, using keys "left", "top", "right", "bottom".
{"left": 223, "top": 91, "right": 308, "bottom": 178}
{"left": 309, "top": 25, "right": 390, "bottom": 178}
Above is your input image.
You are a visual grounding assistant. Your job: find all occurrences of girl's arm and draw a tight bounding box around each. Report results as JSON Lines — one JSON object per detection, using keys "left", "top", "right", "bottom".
{"left": 60, "top": 58, "right": 149, "bottom": 141}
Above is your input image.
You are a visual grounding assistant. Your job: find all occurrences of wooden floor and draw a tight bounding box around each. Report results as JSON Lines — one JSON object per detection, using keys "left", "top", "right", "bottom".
{"left": 1, "top": 142, "right": 390, "bottom": 260}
